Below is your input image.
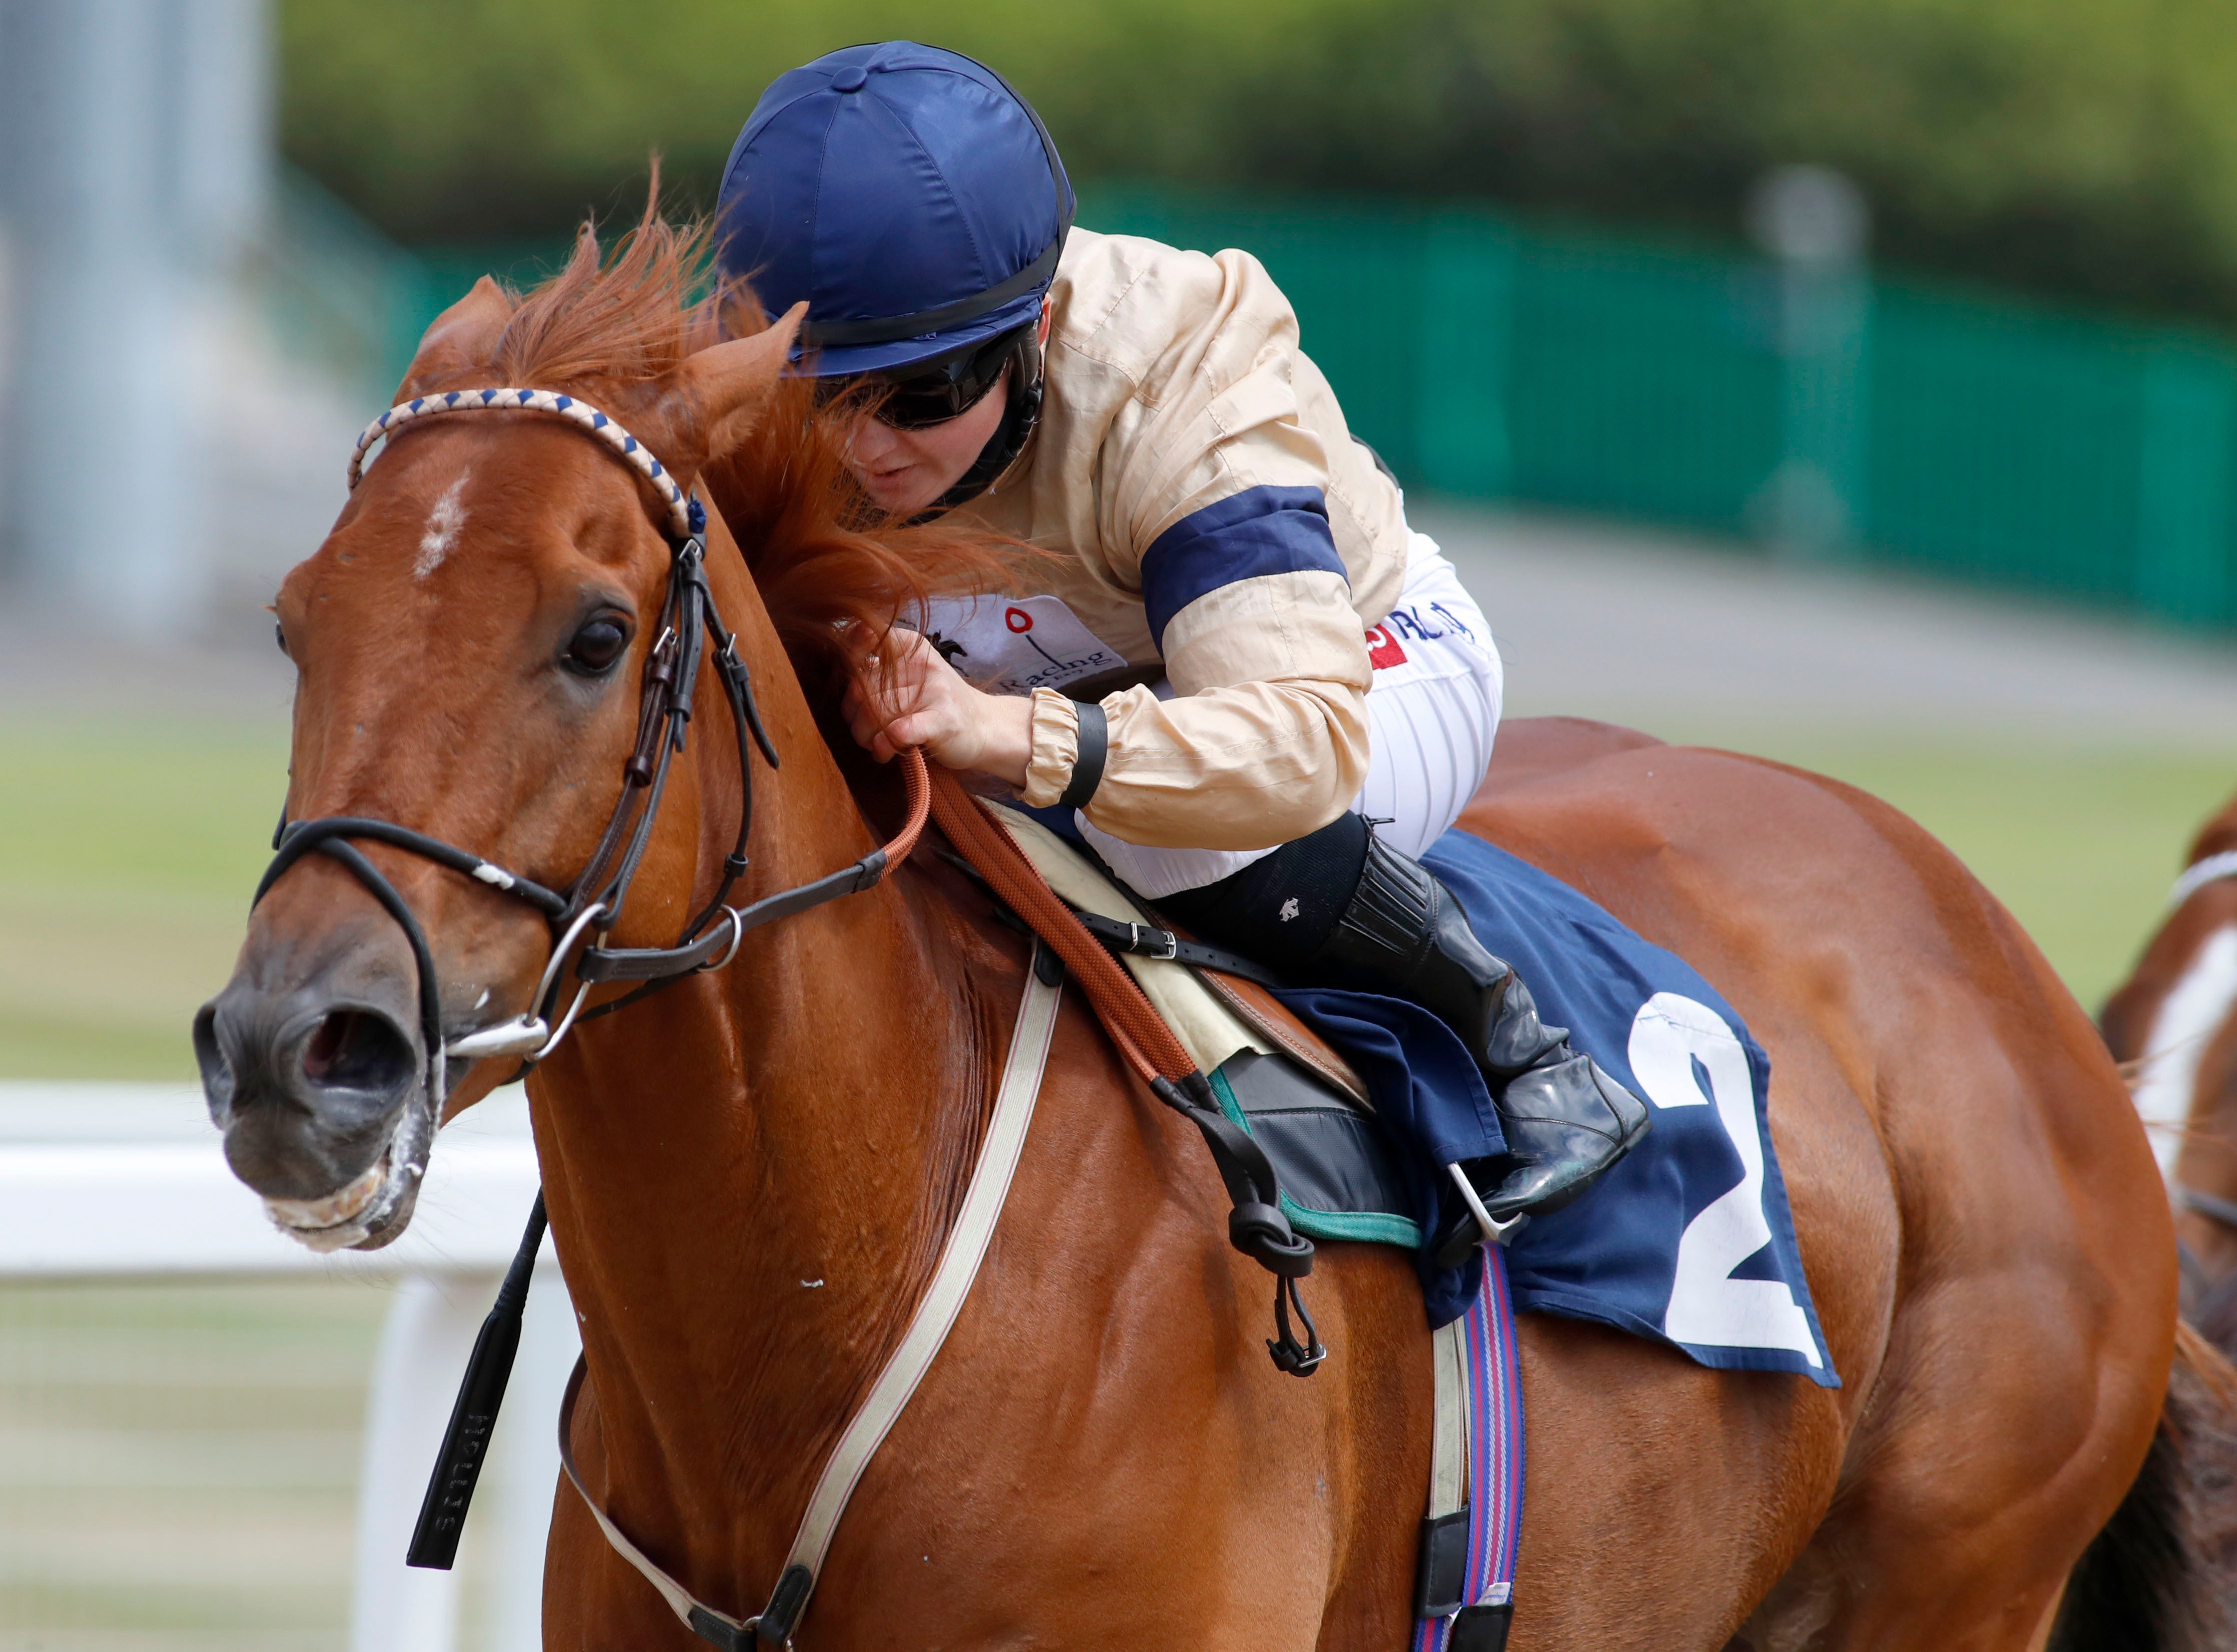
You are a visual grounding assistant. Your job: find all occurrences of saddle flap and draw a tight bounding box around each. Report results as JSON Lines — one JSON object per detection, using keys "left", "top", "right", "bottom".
{"left": 1212, "top": 1050, "right": 1419, "bottom": 1246}
{"left": 1196, "top": 966, "right": 1370, "bottom": 1108}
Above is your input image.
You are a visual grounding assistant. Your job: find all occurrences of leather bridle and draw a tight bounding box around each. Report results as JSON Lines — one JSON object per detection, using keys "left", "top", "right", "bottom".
{"left": 2176, "top": 1181, "right": 2237, "bottom": 1233}
{"left": 255, "top": 389, "right": 928, "bottom": 1122}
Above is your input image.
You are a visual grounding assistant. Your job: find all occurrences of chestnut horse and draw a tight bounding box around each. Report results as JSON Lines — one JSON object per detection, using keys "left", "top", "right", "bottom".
{"left": 2105, "top": 792, "right": 2237, "bottom": 1308}
{"left": 198, "top": 211, "right": 2202, "bottom": 1649}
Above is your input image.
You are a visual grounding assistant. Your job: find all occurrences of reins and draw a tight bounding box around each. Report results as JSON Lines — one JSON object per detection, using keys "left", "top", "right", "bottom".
{"left": 256, "top": 388, "right": 930, "bottom": 1121}
{"left": 284, "top": 379, "right": 1324, "bottom": 1647}
{"left": 926, "top": 770, "right": 1325, "bottom": 1369}
{"left": 535, "top": 783, "right": 1326, "bottom": 1652}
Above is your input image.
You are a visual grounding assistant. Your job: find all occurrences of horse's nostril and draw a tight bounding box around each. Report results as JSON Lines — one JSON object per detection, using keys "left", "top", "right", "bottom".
{"left": 193, "top": 1003, "right": 234, "bottom": 1117}
{"left": 299, "top": 1009, "right": 414, "bottom": 1093}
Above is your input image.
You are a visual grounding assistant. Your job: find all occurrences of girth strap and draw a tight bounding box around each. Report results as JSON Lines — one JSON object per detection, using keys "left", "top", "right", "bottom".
{"left": 557, "top": 942, "right": 1066, "bottom": 1650}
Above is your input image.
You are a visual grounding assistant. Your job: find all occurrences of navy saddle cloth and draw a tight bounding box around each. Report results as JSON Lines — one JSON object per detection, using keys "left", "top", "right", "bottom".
{"left": 1208, "top": 827, "right": 1837, "bottom": 1387}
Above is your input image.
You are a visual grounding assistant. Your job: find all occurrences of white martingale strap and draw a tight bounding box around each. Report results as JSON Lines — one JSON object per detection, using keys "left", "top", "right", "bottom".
{"left": 2171, "top": 849, "right": 2237, "bottom": 910}
{"left": 348, "top": 387, "right": 694, "bottom": 541}
{"left": 557, "top": 949, "right": 1067, "bottom": 1649}
{"left": 1428, "top": 1316, "right": 1470, "bottom": 1523}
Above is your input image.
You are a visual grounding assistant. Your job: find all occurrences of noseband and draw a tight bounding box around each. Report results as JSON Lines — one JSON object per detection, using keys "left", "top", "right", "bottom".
{"left": 2176, "top": 1182, "right": 2237, "bottom": 1233}
{"left": 2169, "top": 849, "right": 2237, "bottom": 911}
{"left": 256, "top": 386, "right": 927, "bottom": 1116}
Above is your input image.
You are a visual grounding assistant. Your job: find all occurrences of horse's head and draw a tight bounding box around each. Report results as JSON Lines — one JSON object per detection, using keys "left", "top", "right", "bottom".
{"left": 2103, "top": 793, "right": 2237, "bottom": 1290}
{"left": 195, "top": 222, "right": 805, "bottom": 1250}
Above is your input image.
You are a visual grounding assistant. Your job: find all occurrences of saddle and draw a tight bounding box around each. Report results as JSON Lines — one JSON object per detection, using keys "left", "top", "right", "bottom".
{"left": 984, "top": 804, "right": 1426, "bottom": 1252}
{"left": 980, "top": 805, "right": 1519, "bottom": 1646}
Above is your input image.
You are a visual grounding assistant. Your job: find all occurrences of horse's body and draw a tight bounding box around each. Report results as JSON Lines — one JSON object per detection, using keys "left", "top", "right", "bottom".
{"left": 198, "top": 213, "right": 2195, "bottom": 1650}
{"left": 2104, "top": 791, "right": 2237, "bottom": 1297}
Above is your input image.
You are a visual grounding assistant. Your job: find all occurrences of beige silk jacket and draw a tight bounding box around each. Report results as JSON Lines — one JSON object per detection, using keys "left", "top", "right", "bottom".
{"left": 952, "top": 227, "right": 1410, "bottom": 851}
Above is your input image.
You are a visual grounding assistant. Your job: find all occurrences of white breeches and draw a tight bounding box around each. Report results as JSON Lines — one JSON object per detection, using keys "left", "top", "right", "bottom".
{"left": 1081, "top": 532, "right": 1504, "bottom": 898}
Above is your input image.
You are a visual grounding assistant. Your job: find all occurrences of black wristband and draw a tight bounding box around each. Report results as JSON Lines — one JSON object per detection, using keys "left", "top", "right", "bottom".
{"left": 1058, "top": 702, "right": 1108, "bottom": 810}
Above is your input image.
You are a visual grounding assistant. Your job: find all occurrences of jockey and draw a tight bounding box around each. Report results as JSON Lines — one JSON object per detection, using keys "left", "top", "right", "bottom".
{"left": 716, "top": 41, "right": 1646, "bottom": 1248}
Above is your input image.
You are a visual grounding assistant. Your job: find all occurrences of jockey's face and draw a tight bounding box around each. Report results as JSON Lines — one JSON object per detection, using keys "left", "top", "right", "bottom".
{"left": 840, "top": 362, "right": 1011, "bottom": 516}
{"left": 838, "top": 300, "right": 1054, "bottom": 516}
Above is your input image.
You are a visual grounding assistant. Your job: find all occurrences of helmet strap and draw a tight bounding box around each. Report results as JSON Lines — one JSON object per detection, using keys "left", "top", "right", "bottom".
{"left": 919, "top": 334, "right": 1045, "bottom": 518}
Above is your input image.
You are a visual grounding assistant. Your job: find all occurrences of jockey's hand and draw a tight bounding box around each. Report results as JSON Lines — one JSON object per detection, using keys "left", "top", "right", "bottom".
{"left": 843, "top": 629, "right": 1033, "bottom": 788}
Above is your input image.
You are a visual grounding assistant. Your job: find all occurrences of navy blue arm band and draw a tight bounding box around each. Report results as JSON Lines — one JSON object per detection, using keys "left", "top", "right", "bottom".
{"left": 1059, "top": 702, "right": 1108, "bottom": 811}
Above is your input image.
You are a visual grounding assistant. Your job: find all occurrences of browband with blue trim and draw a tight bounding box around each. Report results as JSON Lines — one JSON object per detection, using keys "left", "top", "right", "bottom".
{"left": 349, "top": 387, "right": 695, "bottom": 542}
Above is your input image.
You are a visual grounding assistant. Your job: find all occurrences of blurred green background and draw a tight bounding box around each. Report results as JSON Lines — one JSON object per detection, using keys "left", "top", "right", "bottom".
{"left": 269, "top": 8, "right": 2237, "bottom": 640}
{"left": 0, "top": 720, "right": 286, "bottom": 1077}
{"left": 282, "top": 0, "right": 2237, "bottom": 325}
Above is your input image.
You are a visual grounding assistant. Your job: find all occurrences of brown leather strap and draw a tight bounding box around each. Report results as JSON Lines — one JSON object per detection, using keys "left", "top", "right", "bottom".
{"left": 1198, "top": 969, "right": 1372, "bottom": 1109}
{"left": 926, "top": 768, "right": 1326, "bottom": 1343}
{"left": 926, "top": 768, "right": 1193, "bottom": 1087}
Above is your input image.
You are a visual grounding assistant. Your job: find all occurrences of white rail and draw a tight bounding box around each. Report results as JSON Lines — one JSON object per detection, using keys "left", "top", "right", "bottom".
{"left": 0, "top": 1080, "right": 574, "bottom": 1652}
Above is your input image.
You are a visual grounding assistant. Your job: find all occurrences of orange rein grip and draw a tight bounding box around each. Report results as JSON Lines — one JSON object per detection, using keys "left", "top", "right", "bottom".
{"left": 887, "top": 746, "right": 933, "bottom": 869}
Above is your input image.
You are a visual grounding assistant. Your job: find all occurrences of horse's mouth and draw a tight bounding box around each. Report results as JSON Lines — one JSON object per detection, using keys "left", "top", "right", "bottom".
{"left": 260, "top": 1098, "right": 433, "bottom": 1252}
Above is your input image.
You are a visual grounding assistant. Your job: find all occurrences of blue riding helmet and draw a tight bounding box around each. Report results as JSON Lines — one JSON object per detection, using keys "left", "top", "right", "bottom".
{"left": 717, "top": 41, "right": 1075, "bottom": 381}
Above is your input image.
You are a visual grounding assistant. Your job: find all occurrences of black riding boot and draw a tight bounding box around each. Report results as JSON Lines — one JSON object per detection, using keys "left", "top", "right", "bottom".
{"left": 1311, "top": 832, "right": 1649, "bottom": 1261}
{"left": 1158, "top": 817, "right": 1650, "bottom": 1261}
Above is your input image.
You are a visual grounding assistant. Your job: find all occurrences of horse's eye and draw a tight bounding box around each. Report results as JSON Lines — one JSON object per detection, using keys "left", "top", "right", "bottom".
{"left": 565, "top": 616, "right": 631, "bottom": 676}
{"left": 274, "top": 623, "right": 287, "bottom": 656}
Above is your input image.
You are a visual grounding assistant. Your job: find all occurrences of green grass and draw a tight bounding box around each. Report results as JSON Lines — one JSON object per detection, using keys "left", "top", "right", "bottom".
{"left": 0, "top": 717, "right": 289, "bottom": 1079}
{"left": 0, "top": 1279, "right": 385, "bottom": 1650}
{"left": 0, "top": 713, "right": 2230, "bottom": 1076}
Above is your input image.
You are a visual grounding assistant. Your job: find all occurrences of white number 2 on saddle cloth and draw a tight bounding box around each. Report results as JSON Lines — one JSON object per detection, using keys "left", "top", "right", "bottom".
{"left": 912, "top": 595, "right": 1133, "bottom": 698}
{"left": 1628, "top": 992, "right": 1825, "bottom": 1369}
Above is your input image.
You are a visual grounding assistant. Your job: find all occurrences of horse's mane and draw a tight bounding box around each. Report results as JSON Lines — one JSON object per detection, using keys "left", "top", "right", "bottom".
{"left": 486, "top": 175, "right": 1022, "bottom": 694}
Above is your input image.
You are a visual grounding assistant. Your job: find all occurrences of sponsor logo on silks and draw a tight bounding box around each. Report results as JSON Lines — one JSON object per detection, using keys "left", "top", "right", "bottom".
{"left": 1367, "top": 601, "right": 1480, "bottom": 671}
{"left": 915, "top": 594, "right": 1129, "bottom": 697}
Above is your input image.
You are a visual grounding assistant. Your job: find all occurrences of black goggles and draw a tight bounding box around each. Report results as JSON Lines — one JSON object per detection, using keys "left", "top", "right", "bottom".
{"left": 822, "top": 323, "right": 1030, "bottom": 430}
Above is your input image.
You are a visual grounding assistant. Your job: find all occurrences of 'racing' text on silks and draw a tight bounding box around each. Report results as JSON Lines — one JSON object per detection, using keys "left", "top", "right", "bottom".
{"left": 913, "top": 594, "right": 1130, "bottom": 698}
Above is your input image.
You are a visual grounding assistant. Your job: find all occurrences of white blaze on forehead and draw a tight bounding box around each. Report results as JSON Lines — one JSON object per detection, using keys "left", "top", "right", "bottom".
{"left": 414, "top": 472, "right": 472, "bottom": 578}
{"left": 2135, "top": 924, "right": 2237, "bottom": 1178}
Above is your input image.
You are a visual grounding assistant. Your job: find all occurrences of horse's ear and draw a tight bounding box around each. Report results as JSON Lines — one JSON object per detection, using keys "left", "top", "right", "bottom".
{"left": 671, "top": 301, "right": 808, "bottom": 465}
{"left": 395, "top": 277, "right": 512, "bottom": 400}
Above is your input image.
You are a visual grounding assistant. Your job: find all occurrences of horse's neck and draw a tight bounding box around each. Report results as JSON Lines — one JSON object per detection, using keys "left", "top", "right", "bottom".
{"left": 533, "top": 648, "right": 992, "bottom": 1551}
